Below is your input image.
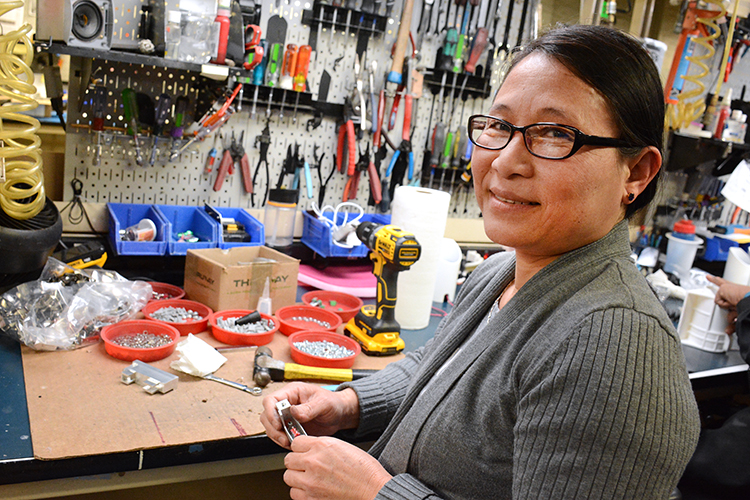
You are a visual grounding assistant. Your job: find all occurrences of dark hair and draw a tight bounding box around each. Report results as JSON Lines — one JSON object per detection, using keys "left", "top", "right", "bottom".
{"left": 507, "top": 24, "right": 664, "bottom": 219}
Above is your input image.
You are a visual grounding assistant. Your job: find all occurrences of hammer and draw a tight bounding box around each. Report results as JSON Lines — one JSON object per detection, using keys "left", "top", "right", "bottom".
{"left": 253, "top": 346, "right": 378, "bottom": 388}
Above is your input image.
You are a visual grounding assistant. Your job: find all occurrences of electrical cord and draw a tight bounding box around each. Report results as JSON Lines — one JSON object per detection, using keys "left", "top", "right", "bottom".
{"left": 310, "top": 200, "right": 365, "bottom": 249}
{"left": 58, "top": 178, "right": 102, "bottom": 234}
{"left": 0, "top": 0, "right": 45, "bottom": 220}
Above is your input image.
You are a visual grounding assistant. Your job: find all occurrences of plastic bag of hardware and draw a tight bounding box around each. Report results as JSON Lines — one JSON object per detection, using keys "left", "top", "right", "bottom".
{"left": 0, "top": 258, "right": 152, "bottom": 351}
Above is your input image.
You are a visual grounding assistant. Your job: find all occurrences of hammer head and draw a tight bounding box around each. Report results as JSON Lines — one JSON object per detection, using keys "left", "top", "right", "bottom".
{"left": 254, "top": 346, "right": 273, "bottom": 388}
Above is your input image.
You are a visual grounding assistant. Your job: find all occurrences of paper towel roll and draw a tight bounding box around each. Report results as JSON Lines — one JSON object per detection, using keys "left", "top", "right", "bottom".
{"left": 391, "top": 186, "right": 451, "bottom": 329}
{"left": 433, "top": 238, "right": 462, "bottom": 302}
{"left": 723, "top": 247, "right": 750, "bottom": 285}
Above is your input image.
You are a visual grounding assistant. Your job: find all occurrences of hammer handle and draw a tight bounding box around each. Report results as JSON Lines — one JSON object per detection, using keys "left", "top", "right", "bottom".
{"left": 285, "top": 363, "right": 378, "bottom": 383}
{"left": 388, "top": 0, "right": 415, "bottom": 84}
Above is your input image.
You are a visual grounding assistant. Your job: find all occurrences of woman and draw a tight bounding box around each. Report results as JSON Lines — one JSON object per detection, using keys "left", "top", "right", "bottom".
{"left": 260, "top": 25, "right": 700, "bottom": 499}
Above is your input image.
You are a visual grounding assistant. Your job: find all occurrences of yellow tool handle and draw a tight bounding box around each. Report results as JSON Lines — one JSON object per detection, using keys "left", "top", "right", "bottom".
{"left": 284, "top": 363, "right": 356, "bottom": 382}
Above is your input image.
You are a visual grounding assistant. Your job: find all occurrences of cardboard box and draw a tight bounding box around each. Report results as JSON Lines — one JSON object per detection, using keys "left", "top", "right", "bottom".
{"left": 183, "top": 246, "right": 299, "bottom": 313}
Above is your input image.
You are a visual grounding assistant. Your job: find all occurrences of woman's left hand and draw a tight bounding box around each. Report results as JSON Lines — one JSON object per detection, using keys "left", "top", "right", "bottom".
{"left": 283, "top": 435, "right": 392, "bottom": 500}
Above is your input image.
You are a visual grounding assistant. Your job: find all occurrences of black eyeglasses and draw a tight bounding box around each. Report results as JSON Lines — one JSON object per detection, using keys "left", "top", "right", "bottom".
{"left": 467, "top": 114, "right": 634, "bottom": 160}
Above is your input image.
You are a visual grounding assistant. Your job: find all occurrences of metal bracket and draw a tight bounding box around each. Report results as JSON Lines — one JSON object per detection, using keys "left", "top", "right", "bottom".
{"left": 276, "top": 399, "right": 307, "bottom": 442}
{"left": 121, "top": 360, "right": 178, "bottom": 394}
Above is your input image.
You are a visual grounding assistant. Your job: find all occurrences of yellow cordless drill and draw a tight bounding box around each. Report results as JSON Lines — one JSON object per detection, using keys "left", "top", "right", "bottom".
{"left": 345, "top": 222, "right": 421, "bottom": 355}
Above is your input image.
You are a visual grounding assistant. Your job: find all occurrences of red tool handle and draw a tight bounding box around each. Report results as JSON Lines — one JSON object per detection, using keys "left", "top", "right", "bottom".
{"left": 388, "top": 90, "right": 402, "bottom": 131}
{"left": 465, "top": 28, "right": 488, "bottom": 74}
{"left": 403, "top": 94, "right": 412, "bottom": 142}
{"left": 375, "top": 89, "right": 385, "bottom": 148}
{"left": 240, "top": 154, "right": 253, "bottom": 193}
{"left": 337, "top": 124, "right": 346, "bottom": 172}
{"left": 213, "top": 150, "right": 233, "bottom": 191}
{"left": 367, "top": 161, "right": 382, "bottom": 204}
{"left": 345, "top": 120, "right": 356, "bottom": 176}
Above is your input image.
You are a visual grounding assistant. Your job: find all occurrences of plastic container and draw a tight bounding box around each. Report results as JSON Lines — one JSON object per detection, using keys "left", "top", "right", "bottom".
{"left": 147, "top": 281, "right": 186, "bottom": 302}
{"left": 164, "top": 10, "right": 181, "bottom": 60}
{"left": 213, "top": 207, "right": 264, "bottom": 249}
{"left": 275, "top": 304, "right": 342, "bottom": 336}
{"left": 100, "top": 320, "right": 179, "bottom": 362}
{"left": 288, "top": 330, "right": 360, "bottom": 369}
{"left": 209, "top": 309, "right": 278, "bottom": 346}
{"left": 264, "top": 189, "right": 298, "bottom": 248}
{"left": 663, "top": 232, "right": 703, "bottom": 277}
{"left": 142, "top": 299, "right": 212, "bottom": 336}
{"left": 107, "top": 203, "right": 168, "bottom": 256}
{"left": 301, "top": 211, "right": 390, "bottom": 258}
{"left": 154, "top": 204, "right": 219, "bottom": 255}
{"left": 301, "top": 290, "right": 363, "bottom": 323}
{"left": 678, "top": 289, "right": 731, "bottom": 353}
{"left": 672, "top": 219, "right": 696, "bottom": 240}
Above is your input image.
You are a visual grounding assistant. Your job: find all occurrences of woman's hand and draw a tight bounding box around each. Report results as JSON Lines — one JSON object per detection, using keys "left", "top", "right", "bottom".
{"left": 706, "top": 275, "right": 750, "bottom": 335}
{"left": 284, "top": 435, "right": 392, "bottom": 500}
{"left": 260, "top": 382, "right": 361, "bottom": 449}
{"left": 707, "top": 275, "right": 750, "bottom": 309}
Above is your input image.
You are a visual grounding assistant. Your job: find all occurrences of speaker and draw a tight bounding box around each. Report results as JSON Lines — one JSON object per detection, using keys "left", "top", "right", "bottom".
{"left": 36, "top": 0, "right": 112, "bottom": 50}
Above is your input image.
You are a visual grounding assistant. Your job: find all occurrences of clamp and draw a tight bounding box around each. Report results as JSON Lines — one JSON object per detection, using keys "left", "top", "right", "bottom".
{"left": 252, "top": 122, "right": 272, "bottom": 207}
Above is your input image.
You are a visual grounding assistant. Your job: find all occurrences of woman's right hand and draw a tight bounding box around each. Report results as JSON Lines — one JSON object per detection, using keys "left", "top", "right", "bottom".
{"left": 260, "top": 383, "right": 361, "bottom": 449}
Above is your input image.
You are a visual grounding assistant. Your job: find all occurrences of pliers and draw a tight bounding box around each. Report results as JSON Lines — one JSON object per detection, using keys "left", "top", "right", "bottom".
{"left": 291, "top": 146, "right": 313, "bottom": 200}
{"left": 252, "top": 122, "right": 271, "bottom": 206}
{"left": 344, "top": 144, "right": 366, "bottom": 202}
{"left": 231, "top": 131, "right": 252, "bottom": 193}
{"left": 337, "top": 97, "right": 357, "bottom": 176}
{"left": 213, "top": 134, "right": 234, "bottom": 191}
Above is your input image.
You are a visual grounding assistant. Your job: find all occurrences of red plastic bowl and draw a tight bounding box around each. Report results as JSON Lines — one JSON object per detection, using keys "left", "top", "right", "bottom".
{"left": 100, "top": 319, "right": 179, "bottom": 362}
{"left": 275, "top": 304, "right": 342, "bottom": 336}
{"left": 301, "top": 290, "right": 363, "bottom": 323}
{"left": 141, "top": 299, "right": 212, "bottom": 336}
{"left": 147, "top": 281, "right": 186, "bottom": 302}
{"left": 209, "top": 309, "right": 278, "bottom": 346}
{"left": 288, "top": 330, "right": 361, "bottom": 368}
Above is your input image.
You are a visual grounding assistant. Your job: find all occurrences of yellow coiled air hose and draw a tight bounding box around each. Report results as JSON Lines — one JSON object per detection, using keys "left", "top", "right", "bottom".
{"left": 0, "top": 0, "right": 44, "bottom": 220}
{"left": 666, "top": 0, "right": 726, "bottom": 130}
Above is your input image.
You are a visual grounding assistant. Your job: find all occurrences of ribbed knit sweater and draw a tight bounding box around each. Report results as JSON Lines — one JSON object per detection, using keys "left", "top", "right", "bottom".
{"left": 342, "top": 220, "right": 700, "bottom": 499}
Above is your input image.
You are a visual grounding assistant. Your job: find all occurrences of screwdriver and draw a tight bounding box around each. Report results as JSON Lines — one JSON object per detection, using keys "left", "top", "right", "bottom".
{"left": 91, "top": 85, "right": 106, "bottom": 167}
{"left": 292, "top": 45, "right": 312, "bottom": 123}
{"left": 464, "top": 27, "right": 488, "bottom": 74}
{"left": 169, "top": 96, "right": 189, "bottom": 160}
{"left": 429, "top": 122, "right": 446, "bottom": 188}
{"left": 449, "top": 125, "right": 467, "bottom": 194}
{"left": 251, "top": 39, "right": 267, "bottom": 118}
{"left": 266, "top": 42, "right": 283, "bottom": 118}
{"left": 439, "top": 130, "right": 454, "bottom": 191}
{"left": 121, "top": 88, "right": 144, "bottom": 166}
{"left": 204, "top": 133, "right": 220, "bottom": 175}
{"left": 279, "top": 44, "right": 298, "bottom": 119}
{"left": 149, "top": 93, "right": 172, "bottom": 166}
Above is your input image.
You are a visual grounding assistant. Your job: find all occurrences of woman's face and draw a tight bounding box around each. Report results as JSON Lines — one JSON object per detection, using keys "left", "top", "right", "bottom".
{"left": 472, "top": 53, "right": 631, "bottom": 259}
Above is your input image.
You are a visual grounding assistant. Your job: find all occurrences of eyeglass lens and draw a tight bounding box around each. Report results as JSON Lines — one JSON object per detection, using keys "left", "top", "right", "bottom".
{"left": 470, "top": 116, "right": 577, "bottom": 159}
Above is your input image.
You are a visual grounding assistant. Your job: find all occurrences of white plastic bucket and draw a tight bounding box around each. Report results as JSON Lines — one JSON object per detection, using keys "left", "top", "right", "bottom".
{"left": 678, "top": 288, "right": 731, "bottom": 353}
{"left": 663, "top": 232, "right": 703, "bottom": 277}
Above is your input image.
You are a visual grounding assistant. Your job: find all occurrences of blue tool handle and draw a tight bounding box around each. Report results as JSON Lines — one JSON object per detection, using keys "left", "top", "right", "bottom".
{"left": 304, "top": 161, "right": 313, "bottom": 198}
{"left": 407, "top": 151, "right": 414, "bottom": 180}
{"left": 386, "top": 150, "right": 400, "bottom": 177}
{"left": 292, "top": 168, "right": 300, "bottom": 189}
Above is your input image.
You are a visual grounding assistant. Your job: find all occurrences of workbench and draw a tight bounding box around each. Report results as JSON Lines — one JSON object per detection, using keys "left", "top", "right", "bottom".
{"left": 0, "top": 281, "right": 441, "bottom": 500}
{"left": 0, "top": 277, "right": 747, "bottom": 499}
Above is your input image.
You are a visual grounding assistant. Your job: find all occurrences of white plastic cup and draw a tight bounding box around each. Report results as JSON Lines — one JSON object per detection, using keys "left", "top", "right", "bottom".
{"left": 663, "top": 232, "right": 703, "bottom": 276}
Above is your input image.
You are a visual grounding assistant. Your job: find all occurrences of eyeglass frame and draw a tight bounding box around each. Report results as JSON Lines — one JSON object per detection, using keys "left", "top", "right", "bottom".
{"left": 467, "top": 114, "right": 636, "bottom": 160}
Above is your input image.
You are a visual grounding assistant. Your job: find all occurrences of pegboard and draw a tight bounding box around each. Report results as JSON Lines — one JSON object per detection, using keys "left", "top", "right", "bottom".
{"left": 62, "top": 0, "right": 537, "bottom": 220}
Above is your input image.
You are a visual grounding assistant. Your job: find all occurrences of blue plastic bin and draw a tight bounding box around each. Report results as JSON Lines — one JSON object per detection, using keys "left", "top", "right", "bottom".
{"left": 213, "top": 207, "right": 264, "bottom": 249}
{"left": 703, "top": 235, "right": 750, "bottom": 262}
{"left": 301, "top": 211, "right": 390, "bottom": 258}
{"left": 154, "top": 205, "right": 220, "bottom": 255}
{"left": 107, "top": 203, "right": 168, "bottom": 256}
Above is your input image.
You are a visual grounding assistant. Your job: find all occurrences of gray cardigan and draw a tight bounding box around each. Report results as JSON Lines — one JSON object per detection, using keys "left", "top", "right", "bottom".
{"left": 342, "top": 221, "right": 700, "bottom": 499}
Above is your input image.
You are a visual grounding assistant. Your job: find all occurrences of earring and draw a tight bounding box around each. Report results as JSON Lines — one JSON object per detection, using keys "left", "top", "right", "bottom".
{"left": 627, "top": 193, "right": 635, "bottom": 202}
